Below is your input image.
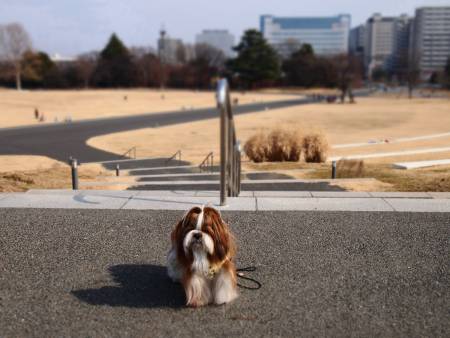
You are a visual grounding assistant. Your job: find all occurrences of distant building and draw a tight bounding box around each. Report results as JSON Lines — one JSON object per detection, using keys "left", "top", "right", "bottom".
{"left": 349, "top": 24, "right": 365, "bottom": 55}
{"left": 195, "top": 30, "right": 235, "bottom": 57}
{"left": 364, "top": 13, "right": 411, "bottom": 77}
{"left": 158, "top": 29, "right": 184, "bottom": 64}
{"left": 410, "top": 6, "right": 450, "bottom": 79}
{"left": 50, "top": 53, "right": 76, "bottom": 63}
{"left": 260, "top": 14, "right": 351, "bottom": 58}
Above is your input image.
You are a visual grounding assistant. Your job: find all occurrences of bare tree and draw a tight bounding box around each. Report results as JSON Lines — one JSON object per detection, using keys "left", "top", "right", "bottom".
{"left": 194, "top": 43, "right": 226, "bottom": 70}
{"left": 333, "top": 53, "right": 363, "bottom": 103}
{"left": 0, "top": 23, "right": 32, "bottom": 90}
{"left": 76, "top": 52, "right": 98, "bottom": 88}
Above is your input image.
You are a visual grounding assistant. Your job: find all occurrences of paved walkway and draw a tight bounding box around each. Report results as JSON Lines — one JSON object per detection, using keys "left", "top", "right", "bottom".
{"left": 329, "top": 146, "right": 450, "bottom": 161}
{"left": 333, "top": 131, "right": 450, "bottom": 149}
{"left": 0, "top": 97, "right": 310, "bottom": 163}
{"left": 2, "top": 190, "right": 450, "bottom": 212}
{"left": 1, "top": 208, "right": 448, "bottom": 337}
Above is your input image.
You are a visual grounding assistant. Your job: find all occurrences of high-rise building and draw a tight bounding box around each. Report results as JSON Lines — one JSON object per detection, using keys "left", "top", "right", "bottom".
{"left": 158, "top": 29, "right": 184, "bottom": 65}
{"left": 410, "top": 6, "right": 450, "bottom": 79}
{"left": 260, "top": 14, "right": 351, "bottom": 58}
{"left": 349, "top": 24, "right": 365, "bottom": 55}
{"left": 195, "top": 30, "right": 235, "bottom": 57}
{"left": 364, "top": 13, "right": 411, "bottom": 77}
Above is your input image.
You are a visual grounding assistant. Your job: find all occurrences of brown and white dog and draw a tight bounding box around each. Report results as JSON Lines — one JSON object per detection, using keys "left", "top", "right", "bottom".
{"left": 167, "top": 206, "right": 238, "bottom": 307}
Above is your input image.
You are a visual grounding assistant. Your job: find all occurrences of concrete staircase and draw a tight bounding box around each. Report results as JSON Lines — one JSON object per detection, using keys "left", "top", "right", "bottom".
{"left": 85, "top": 157, "right": 346, "bottom": 192}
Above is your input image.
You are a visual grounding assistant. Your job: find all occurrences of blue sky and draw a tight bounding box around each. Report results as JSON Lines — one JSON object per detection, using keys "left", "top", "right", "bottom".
{"left": 1, "top": 0, "right": 448, "bottom": 56}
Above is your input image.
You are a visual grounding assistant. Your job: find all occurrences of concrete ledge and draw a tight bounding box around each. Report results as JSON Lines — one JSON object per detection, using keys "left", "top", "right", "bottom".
{"left": 1, "top": 190, "right": 450, "bottom": 212}
{"left": 393, "top": 159, "right": 450, "bottom": 170}
{"left": 253, "top": 191, "right": 312, "bottom": 197}
{"left": 122, "top": 196, "right": 256, "bottom": 210}
{"left": 311, "top": 191, "right": 371, "bottom": 198}
{"left": 369, "top": 192, "right": 433, "bottom": 199}
{"left": 385, "top": 198, "right": 450, "bottom": 212}
{"left": 428, "top": 192, "right": 450, "bottom": 199}
{"left": 257, "top": 197, "right": 394, "bottom": 211}
{"left": 0, "top": 192, "right": 130, "bottom": 209}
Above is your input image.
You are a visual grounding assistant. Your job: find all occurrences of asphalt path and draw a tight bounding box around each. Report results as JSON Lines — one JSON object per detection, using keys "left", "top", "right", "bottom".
{"left": 1, "top": 208, "right": 448, "bottom": 337}
{"left": 0, "top": 97, "right": 311, "bottom": 163}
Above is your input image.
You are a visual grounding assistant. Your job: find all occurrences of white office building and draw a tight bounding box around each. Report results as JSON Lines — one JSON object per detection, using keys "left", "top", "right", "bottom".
{"left": 364, "top": 13, "right": 411, "bottom": 77}
{"left": 410, "top": 6, "right": 450, "bottom": 79}
{"left": 260, "top": 14, "right": 351, "bottom": 58}
{"left": 195, "top": 30, "right": 235, "bottom": 57}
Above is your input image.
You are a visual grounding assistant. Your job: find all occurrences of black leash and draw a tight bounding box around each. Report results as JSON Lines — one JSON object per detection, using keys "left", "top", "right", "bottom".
{"left": 236, "top": 266, "right": 261, "bottom": 290}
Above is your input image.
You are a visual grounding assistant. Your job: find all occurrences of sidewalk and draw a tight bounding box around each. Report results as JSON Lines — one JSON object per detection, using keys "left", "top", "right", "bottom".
{"left": 1, "top": 190, "right": 450, "bottom": 212}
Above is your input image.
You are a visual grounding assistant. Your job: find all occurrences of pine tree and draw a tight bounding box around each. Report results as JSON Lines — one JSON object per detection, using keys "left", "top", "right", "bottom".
{"left": 94, "top": 33, "right": 135, "bottom": 87}
{"left": 228, "top": 29, "right": 280, "bottom": 88}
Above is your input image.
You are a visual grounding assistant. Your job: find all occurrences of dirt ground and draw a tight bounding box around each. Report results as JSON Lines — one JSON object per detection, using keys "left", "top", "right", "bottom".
{"left": 0, "top": 88, "right": 299, "bottom": 128}
{"left": 0, "top": 156, "right": 122, "bottom": 192}
{"left": 87, "top": 96, "right": 450, "bottom": 164}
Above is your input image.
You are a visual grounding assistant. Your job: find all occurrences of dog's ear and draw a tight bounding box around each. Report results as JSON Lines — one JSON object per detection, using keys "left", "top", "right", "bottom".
{"left": 205, "top": 207, "right": 235, "bottom": 261}
{"left": 172, "top": 207, "right": 203, "bottom": 261}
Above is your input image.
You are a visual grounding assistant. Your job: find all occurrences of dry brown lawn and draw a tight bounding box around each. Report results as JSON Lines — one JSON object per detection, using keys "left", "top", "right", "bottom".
{"left": 0, "top": 88, "right": 299, "bottom": 128}
{"left": 0, "top": 155, "right": 128, "bottom": 192}
{"left": 2, "top": 91, "right": 450, "bottom": 192}
{"left": 244, "top": 161, "right": 450, "bottom": 192}
{"left": 87, "top": 96, "right": 450, "bottom": 165}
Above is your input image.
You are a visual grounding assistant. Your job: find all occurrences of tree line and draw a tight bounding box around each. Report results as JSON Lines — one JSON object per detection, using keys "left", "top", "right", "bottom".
{"left": 1, "top": 23, "right": 449, "bottom": 91}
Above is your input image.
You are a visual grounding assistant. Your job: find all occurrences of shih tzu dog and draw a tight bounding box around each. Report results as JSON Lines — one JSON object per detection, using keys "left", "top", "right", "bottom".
{"left": 167, "top": 206, "right": 238, "bottom": 307}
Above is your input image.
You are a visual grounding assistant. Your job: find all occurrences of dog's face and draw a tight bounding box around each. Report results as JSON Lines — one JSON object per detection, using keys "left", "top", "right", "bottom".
{"left": 171, "top": 206, "right": 235, "bottom": 267}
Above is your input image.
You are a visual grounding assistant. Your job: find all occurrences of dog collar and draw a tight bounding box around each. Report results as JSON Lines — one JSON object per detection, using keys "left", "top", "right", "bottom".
{"left": 207, "top": 266, "right": 218, "bottom": 279}
{"left": 206, "top": 256, "right": 231, "bottom": 279}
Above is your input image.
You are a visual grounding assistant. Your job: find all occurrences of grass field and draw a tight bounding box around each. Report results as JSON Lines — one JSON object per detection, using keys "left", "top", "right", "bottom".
{"left": 1, "top": 90, "right": 450, "bottom": 192}
{"left": 0, "top": 88, "right": 299, "bottom": 128}
{"left": 87, "top": 96, "right": 450, "bottom": 164}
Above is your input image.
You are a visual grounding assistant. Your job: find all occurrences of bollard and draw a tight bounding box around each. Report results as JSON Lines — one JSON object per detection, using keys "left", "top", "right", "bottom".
{"left": 331, "top": 160, "right": 337, "bottom": 179}
{"left": 116, "top": 164, "right": 120, "bottom": 177}
{"left": 71, "top": 158, "right": 79, "bottom": 190}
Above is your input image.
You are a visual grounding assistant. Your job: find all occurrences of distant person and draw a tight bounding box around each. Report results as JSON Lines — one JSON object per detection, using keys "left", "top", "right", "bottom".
{"left": 340, "top": 81, "right": 355, "bottom": 104}
{"left": 34, "top": 108, "right": 39, "bottom": 120}
{"left": 123, "top": 95, "right": 128, "bottom": 101}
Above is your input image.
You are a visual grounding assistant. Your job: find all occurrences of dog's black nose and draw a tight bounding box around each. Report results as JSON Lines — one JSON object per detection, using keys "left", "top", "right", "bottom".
{"left": 193, "top": 233, "right": 202, "bottom": 240}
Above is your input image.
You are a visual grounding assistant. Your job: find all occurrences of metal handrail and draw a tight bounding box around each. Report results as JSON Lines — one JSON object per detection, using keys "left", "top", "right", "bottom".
{"left": 165, "top": 150, "right": 182, "bottom": 165}
{"left": 216, "top": 78, "right": 242, "bottom": 205}
{"left": 122, "top": 146, "right": 137, "bottom": 159}
{"left": 199, "top": 152, "right": 214, "bottom": 172}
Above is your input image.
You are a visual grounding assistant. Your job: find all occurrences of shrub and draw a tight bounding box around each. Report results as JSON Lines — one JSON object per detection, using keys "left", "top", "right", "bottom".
{"left": 302, "top": 132, "right": 329, "bottom": 163}
{"left": 336, "top": 159, "right": 365, "bottom": 178}
{"left": 267, "top": 129, "right": 302, "bottom": 162}
{"left": 243, "top": 132, "right": 268, "bottom": 163}
{"left": 244, "top": 128, "right": 302, "bottom": 162}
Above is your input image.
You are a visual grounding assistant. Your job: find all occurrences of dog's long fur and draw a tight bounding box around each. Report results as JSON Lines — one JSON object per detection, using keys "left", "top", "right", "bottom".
{"left": 167, "top": 206, "right": 238, "bottom": 307}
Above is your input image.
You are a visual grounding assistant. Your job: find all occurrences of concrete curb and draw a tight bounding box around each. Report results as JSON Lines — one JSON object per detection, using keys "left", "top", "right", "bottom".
{"left": 0, "top": 190, "right": 450, "bottom": 212}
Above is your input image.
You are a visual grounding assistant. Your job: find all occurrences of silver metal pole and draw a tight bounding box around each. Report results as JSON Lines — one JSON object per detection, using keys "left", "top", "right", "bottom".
{"left": 332, "top": 160, "right": 337, "bottom": 179}
{"left": 71, "top": 158, "right": 79, "bottom": 190}
{"left": 220, "top": 105, "right": 228, "bottom": 205}
{"left": 218, "top": 79, "right": 228, "bottom": 206}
